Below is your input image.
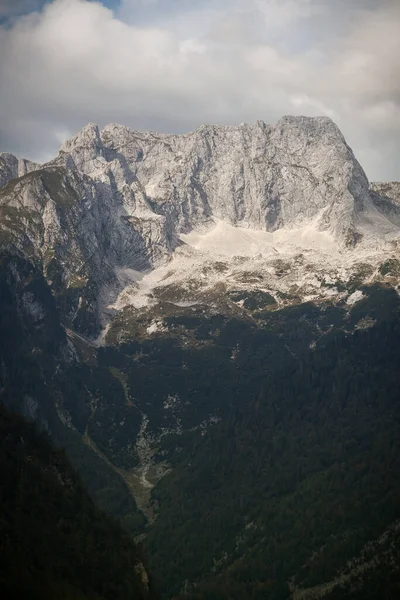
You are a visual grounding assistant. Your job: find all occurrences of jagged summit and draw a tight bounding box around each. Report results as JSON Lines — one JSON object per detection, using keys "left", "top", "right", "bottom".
{"left": 49, "top": 114, "right": 377, "bottom": 244}
{"left": 0, "top": 151, "right": 39, "bottom": 187}
{"left": 0, "top": 115, "right": 399, "bottom": 337}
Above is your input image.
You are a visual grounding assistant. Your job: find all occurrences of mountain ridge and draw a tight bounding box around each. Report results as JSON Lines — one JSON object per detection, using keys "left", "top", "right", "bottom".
{"left": 1, "top": 115, "right": 400, "bottom": 338}
{"left": 1, "top": 115, "right": 400, "bottom": 598}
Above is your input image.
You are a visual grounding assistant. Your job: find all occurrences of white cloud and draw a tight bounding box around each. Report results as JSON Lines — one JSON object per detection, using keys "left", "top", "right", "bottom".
{"left": 0, "top": 0, "right": 399, "bottom": 180}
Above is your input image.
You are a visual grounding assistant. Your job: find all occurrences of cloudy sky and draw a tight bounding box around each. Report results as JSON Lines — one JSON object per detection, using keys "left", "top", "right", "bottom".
{"left": 0, "top": 0, "right": 399, "bottom": 180}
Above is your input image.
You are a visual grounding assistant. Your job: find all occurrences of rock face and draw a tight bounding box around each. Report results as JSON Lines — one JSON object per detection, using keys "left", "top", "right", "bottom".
{"left": 0, "top": 115, "right": 399, "bottom": 335}
{"left": 370, "top": 181, "right": 400, "bottom": 205}
{"left": 50, "top": 116, "right": 375, "bottom": 242}
{"left": 1, "top": 117, "right": 400, "bottom": 600}
{"left": 0, "top": 152, "right": 39, "bottom": 187}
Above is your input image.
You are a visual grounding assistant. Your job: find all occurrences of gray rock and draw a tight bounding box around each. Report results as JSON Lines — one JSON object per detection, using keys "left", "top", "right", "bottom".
{"left": 370, "top": 181, "right": 400, "bottom": 205}
{"left": 0, "top": 152, "right": 39, "bottom": 188}
{"left": 369, "top": 181, "right": 400, "bottom": 228}
{"left": 50, "top": 116, "right": 375, "bottom": 244}
{"left": 1, "top": 115, "right": 399, "bottom": 335}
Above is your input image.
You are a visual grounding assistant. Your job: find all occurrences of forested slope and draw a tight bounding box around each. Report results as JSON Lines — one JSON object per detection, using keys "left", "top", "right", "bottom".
{"left": 0, "top": 405, "right": 156, "bottom": 600}
{"left": 140, "top": 287, "right": 400, "bottom": 598}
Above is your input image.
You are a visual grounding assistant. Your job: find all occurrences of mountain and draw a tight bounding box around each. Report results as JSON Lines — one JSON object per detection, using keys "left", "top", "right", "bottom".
{"left": 0, "top": 152, "right": 39, "bottom": 187}
{"left": 0, "top": 404, "right": 155, "bottom": 599}
{"left": 1, "top": 116, "right": 400, "bottom": 338}
{"left": 0, "top": 116, "right": 400, "bottom": 599}
{"left": 0, "top": 249, "right": 147, "bottom": 534}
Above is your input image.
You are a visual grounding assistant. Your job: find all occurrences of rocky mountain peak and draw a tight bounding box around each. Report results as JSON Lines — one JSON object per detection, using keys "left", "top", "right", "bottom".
{"left": 0, "top": 152, "right": 40, "bottom": 188}
{"left": 49, "top": 114, "right": 376, "bottom": 245}
{"left": 1, "top": 115, "right": 399, "bottom": 337}
{"left": 57, "top": 122, "right": 105, "bottom": 172}
{"left": 61, "top": 122, "right": 102, "bottom": 149}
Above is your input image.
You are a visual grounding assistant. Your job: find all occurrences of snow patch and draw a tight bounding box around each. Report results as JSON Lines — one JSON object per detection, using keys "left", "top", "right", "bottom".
{"left": 146, "top": 321, "right": 165, "bottom": 334}
{"left": 346, "top": 290, "right": 365, "bottom": 305}
{"left": 97, "top": 215, "right": 399, "bottom": 327}
{"left": 180, "top": 218, "right": 337, "bottom": 257}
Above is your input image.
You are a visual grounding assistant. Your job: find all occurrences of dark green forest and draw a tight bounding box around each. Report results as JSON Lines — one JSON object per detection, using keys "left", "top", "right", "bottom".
{"left": 1, "top": 246, "right": 399, "bottom": 599}
{"left": 138, "top": 287, "right": 400, "bottom": 598}
{"left": 0, "top": 405, "right": 155, "bottom": 600}
{"left": 0, "top": 253, "right": 146, "bottom": 535}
